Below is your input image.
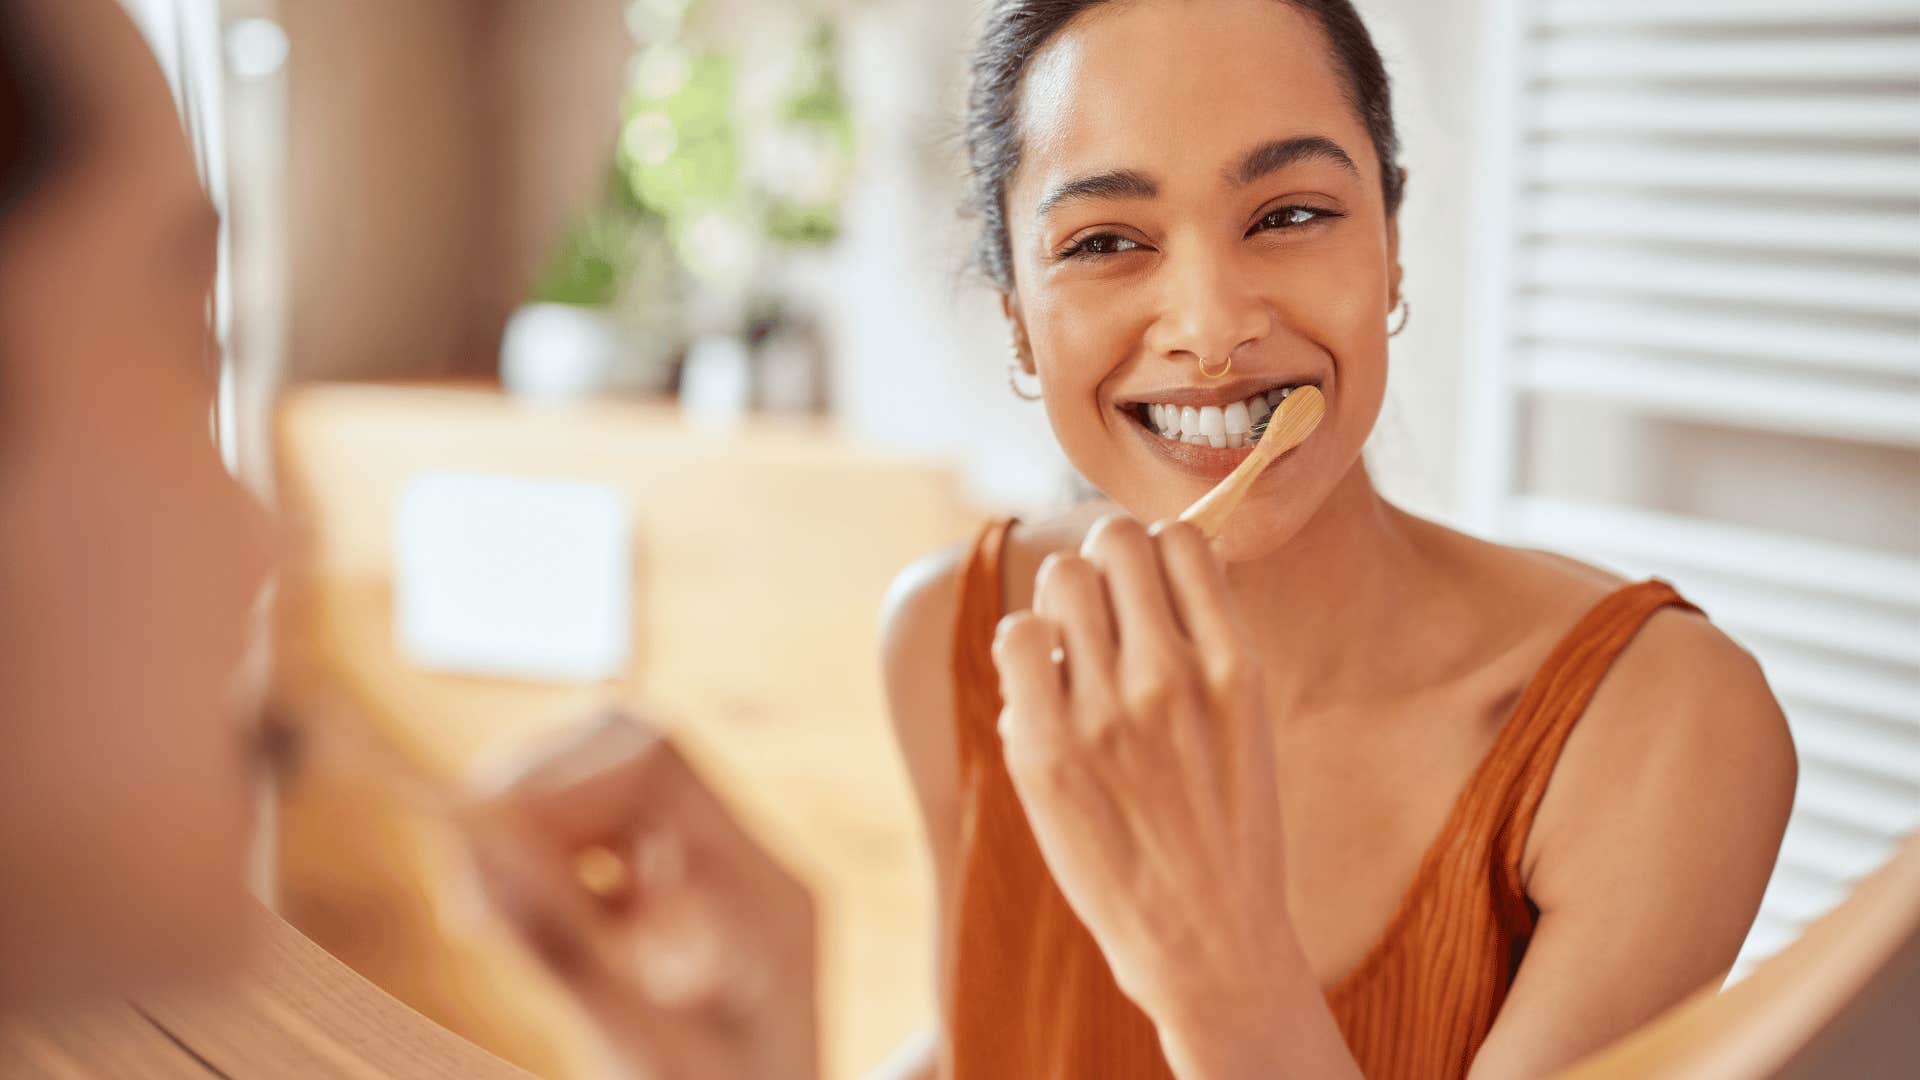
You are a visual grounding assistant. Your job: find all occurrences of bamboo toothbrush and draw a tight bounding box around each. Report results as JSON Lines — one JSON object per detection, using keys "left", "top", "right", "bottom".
{"left": 1177, "top": 384, "right": 1325, "bottom": 539}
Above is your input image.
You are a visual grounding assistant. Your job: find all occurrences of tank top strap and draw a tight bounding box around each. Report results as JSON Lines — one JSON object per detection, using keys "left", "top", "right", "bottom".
{"left": 950, "top": 517, "right": 1019, "bottom": 777}
{"left": 1473, "top": 578, "right": 1702, "bottom": 908}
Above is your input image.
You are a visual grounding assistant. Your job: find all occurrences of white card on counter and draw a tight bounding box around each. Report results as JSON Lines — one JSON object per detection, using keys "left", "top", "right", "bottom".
{"left": 394, "top": 472, "right": 631, "bottom": 682}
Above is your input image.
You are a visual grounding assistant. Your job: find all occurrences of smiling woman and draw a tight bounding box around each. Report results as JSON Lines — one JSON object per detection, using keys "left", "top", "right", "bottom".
{"left": 878, "top": 2, "right": 1800, "bottom": 1079}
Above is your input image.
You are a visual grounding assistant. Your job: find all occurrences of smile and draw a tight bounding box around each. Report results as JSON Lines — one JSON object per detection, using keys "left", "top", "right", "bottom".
{"left": 1133, "top": 384, "right": 1306, "bottom": 449}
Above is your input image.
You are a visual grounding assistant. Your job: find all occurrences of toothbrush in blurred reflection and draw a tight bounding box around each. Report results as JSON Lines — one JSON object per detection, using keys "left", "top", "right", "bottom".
{"left": 1177, "top": 384, "right": 1325, "bottom": 539}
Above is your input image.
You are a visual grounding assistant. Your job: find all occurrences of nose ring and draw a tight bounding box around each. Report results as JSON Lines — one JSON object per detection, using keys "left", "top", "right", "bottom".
{"left": 1197, "top": 352, "right": 1233, "bottom": 379}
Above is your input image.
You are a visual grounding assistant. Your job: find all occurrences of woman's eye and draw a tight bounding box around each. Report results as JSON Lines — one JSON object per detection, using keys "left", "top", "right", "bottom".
{"left": 1251, "top": 205, "right": 1341, "bottom": 234}
{"left": 1061, "top": 233, "right": 1141, "bottom": 259}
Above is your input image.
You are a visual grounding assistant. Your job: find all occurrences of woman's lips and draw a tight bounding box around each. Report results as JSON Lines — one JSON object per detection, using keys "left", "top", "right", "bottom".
{"left": 1119, "top": 379, "right": 1325, "bottom": 481}
{"left": 1126, "top": 416, "right": 1261, "bottom": 479}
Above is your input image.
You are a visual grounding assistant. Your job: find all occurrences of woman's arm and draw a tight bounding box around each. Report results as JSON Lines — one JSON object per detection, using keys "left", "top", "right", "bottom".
{"left": 870, "top": 546, "right": 974, "bottom": 1080}
{"left": 1467, "top": 611, "right": 1798, "bottom": 1077}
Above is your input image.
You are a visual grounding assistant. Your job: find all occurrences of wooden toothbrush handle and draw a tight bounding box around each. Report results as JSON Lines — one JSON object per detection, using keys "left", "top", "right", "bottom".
{"left": 1177, "top": 385, "right": 1325, "bottom": 539}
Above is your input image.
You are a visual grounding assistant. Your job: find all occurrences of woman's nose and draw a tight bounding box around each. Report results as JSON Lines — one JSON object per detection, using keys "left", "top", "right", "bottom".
{"left": 1142, "top": 247, "right": 1270, "bottom": 369}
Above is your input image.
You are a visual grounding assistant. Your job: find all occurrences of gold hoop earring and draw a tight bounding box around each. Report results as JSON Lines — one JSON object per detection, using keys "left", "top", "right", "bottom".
{"left": 1007, "top": 342, "right": 1043, "bottom": 401}
{"left": 1196, "top": 353, "right": 1233, "bottom": 379}
{"left": 1388, "top": 297, "right": 1411, "bottom": 338}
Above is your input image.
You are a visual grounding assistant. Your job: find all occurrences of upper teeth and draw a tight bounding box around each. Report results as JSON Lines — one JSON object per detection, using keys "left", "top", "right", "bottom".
{"left": 1144, "top": 387, "right": 1296, "bottom": 448}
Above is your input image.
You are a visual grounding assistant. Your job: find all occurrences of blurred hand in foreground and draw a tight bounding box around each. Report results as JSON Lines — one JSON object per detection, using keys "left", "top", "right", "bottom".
{"left": 469, "top": 711, "right": 818, "bottom": 1080}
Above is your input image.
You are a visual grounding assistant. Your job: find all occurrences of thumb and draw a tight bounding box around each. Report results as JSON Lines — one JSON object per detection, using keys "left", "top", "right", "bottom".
{"left": 466, "top": 809, "right": 617, "bottom": 987}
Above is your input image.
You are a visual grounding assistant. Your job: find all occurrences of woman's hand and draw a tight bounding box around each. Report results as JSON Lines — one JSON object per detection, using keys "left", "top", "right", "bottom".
{"left": 468, "top": 712, "right": 818, "bottom": 1080}
{"left": 992, "top": 516, "right": 1318, "bottom": 1075}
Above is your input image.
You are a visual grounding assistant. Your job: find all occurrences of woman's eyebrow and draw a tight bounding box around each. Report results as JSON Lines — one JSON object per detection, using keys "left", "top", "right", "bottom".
{"left": 1036, "top": 168, "right": 1158, "bottom": 221}
{"left": 1230, "top": 135, "right": 1359, "bottom": 187}
{"left": 1033, "top": 135, "right": 1359, "bottom": 222}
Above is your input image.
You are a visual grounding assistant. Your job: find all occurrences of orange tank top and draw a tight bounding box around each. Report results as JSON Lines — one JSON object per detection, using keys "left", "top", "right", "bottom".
{"left": 944, "top": 518, "right": 1701, "bottom": 1079}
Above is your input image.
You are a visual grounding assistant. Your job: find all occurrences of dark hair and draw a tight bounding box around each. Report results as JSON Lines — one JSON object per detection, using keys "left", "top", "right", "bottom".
{"left": 0, "top": 0, "right": 69, "bottom": 218}
{"left": 965, "top": 0, "right": 1404, "bottom": 290}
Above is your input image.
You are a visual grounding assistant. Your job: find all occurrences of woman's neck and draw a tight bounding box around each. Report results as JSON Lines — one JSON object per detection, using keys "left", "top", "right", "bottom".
{"left": 1224, "top": 458, "right": 1468, "bottom": 716}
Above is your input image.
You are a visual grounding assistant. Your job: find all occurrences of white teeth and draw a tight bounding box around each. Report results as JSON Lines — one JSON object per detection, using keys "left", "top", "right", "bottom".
{"left": 1223, "top": 401, "right": 1250, "bottom": 436}
{"left": 1198, "top": 406, "right": 1226, "bottom": 448}
{"left": 1224, "top": 401, "right": 1251, "bottom": 451}
{"left": 1140, "top": 384, "right": 1306, "bottom": 444}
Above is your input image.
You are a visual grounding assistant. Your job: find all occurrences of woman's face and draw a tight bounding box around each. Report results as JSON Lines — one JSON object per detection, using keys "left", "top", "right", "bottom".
{"left": 0, "top": 0, "right": 275, "bottom": 1007}
{"left": 1002, "top": 0, "right": 1400, "bottom": 560}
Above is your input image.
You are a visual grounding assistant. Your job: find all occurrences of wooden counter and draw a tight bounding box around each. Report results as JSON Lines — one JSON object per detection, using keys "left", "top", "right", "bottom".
{"left": 271, "top": 383, "right": 977, "bottom": 1078}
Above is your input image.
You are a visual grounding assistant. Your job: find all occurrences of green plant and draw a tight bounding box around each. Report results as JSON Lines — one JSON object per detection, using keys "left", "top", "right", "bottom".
{"left": 530, "top": 2, "right": 855, "bottom": 338}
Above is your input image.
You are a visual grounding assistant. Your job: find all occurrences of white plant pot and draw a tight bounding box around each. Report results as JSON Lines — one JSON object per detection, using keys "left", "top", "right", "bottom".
{"left": 500, "top": 302, "right": 622, "bottom": 403}
{"left": 680, "top": 334, "right": 754, "bottom": 430}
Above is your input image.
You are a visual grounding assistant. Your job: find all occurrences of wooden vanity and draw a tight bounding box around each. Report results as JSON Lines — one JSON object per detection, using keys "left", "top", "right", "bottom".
{"left": 270, "top": 382, "right": 977, "bottom": 1078}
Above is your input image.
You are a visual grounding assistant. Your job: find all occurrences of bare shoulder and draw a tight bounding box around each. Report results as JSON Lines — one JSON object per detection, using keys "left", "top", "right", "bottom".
{"left": 1395, "top": 511, "right": 1638, "bottom": 671}
{"left": 881, "top": 542, "right": 971, "bottom": 676}
{"left": 1525, "top": 583, "right": 1799, "bottom": 917}
{"left": 996, "top": 500, "right": 1119, "bottom": 614}
{"left": 880, "top": 542, "right": 972, "bottom": 801}
{"left": 878, "top": 538, "right": 987, "bottom": 1039}
{"left": 1410, "top": 511, "right": 1797, "bottom": 906}
{"left": 1442, "top": 517, "right": 1633, "bottom": 618}
{"left": 1462, "top": 591, "right": 1801, "bottom": 1076}
{"left": 879, "top": 503, "right": 1116, "bottom": 801}
{"left": 879, "top": 503, "right": 1109, "bottom": 723}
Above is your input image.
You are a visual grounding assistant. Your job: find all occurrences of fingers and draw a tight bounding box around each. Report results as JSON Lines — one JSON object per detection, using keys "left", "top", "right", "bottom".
{"left": 478, "top": 710, "right": 671, "bottom": 848}
{"left": 1150, "top": 518, "right": 1241, "bottom": 658}
{"left": 1080, "top": 514, "right": 1184, "bottom": 658}
{"left": 992, "top": 611, "right": 1066, "bottom": 747}
{"left": 467, "top": 810, "right": 617, "bottom": 984}
{"left": 1033, "top": 551, "right": 1118, "bottom": 694}
{"left": 484, "top": 710, "right": 750, "bottom": 863}
{"left": 475, "top": 710, "right": 798, "bottom": 930}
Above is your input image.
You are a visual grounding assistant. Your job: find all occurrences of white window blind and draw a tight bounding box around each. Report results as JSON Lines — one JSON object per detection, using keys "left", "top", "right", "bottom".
{"left": 1462, "top": 0, "right": 1920, "bottom": 977}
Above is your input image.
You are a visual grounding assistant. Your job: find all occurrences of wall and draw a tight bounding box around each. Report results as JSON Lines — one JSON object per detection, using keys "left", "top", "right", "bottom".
{"left": 273, "top": 0, "right": 629, "bottom": 382}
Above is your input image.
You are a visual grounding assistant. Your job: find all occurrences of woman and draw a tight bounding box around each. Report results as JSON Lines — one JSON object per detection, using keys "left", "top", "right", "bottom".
{"left": 881, "top": 1, "right": 1798, "bottom": 1077}
{"left": 0, "top": 5, "right": 815, "bottom": 1078}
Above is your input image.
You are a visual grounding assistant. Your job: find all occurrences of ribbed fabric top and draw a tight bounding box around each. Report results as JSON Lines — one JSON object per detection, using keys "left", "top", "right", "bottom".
{"left": 945, "top": 518, "right": 1700, "bottom": 1079}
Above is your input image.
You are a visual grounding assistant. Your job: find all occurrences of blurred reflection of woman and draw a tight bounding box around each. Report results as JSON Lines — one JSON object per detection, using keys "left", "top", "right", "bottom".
{"left": 0, "top": 4, "right": 815, "bottom": 1078}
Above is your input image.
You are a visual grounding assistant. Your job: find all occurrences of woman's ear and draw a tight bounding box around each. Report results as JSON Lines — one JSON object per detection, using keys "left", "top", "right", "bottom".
{"left": 1000, "top": 291, "right": 1037, "bottom": 375}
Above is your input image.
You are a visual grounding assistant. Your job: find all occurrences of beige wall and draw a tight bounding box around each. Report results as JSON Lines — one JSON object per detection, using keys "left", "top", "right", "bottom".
{"left": 275, "top": 0, "right": 628, "bottom": 382}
